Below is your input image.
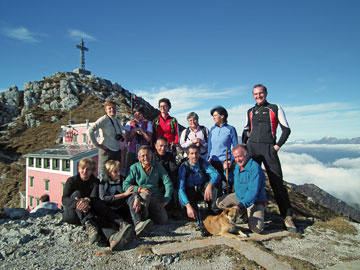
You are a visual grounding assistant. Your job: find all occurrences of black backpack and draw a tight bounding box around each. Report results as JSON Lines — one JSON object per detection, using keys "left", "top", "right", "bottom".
{"left": 182, "top": 158, "right": 209, "bottom": 183}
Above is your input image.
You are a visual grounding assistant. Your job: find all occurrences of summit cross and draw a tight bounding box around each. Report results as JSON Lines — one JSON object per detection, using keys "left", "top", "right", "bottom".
{"left": 76, "top": 39, "right": 89, "bottom": 70}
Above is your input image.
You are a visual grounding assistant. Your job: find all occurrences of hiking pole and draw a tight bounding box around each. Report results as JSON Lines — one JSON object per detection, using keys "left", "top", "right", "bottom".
{"left": 225, "top": 149, "right": 229, "bottom": 194}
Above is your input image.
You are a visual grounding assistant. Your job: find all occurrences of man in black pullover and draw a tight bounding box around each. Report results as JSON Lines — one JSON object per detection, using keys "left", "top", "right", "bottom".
{"left": 242, "top": 84, "right": 296, "bottom": 233}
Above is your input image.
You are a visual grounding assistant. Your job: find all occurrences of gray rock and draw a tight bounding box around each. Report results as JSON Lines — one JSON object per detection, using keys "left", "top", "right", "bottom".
{"left": 51, "top": 116, "right": 59, "bottom": 122}
{"left": 163, "top": 255, "right": 174, "bottom": 265}
{"left": 3, "top": 208, "right": 28, "bottom": 219}
{"left": 4, "top": 86, "right": 20, "bottom": 107}
{"left": 61, "top": 96, "right": 79, "bottom": 111}
{"left": 40, "top": 103, "right": 50, "bottom": 111}
{"left": 50, "top": 100, "right": 61, "bottom": 110}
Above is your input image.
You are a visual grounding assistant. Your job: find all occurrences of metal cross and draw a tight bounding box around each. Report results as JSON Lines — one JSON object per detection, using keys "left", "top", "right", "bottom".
{"left": 76, "top": 39, "right": 89, "bottom": 70}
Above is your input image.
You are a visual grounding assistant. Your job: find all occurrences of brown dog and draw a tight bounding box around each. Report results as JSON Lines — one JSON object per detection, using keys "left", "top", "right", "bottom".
{"left": 203, "top": 208, "right": 247, "bottom": 239}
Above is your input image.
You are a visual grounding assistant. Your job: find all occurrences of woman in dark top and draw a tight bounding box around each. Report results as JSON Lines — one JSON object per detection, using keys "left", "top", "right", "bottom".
{"left": 62, "top": 158, "right": 135, "bottom": 251}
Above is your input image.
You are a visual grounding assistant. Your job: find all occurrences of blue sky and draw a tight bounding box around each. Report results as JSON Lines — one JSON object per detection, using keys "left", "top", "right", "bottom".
{"left": 1, "top": 0, "right": 360, "bottom": 140}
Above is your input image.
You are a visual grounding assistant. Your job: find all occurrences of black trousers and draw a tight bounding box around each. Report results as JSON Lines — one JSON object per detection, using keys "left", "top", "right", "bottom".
{"left": 209, "top": 160, "right": 226, "bottom": 196}
{"left": 62, "top": 190, "right": 122, "bottom": 241}
{"left": 247, "top": 142, "right": 292, "bottom": 217}
{"left": 185, "top": 181, "right": 221, "bottom": 215}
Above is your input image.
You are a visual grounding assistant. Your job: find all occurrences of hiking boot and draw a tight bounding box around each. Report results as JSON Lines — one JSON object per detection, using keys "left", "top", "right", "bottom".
{"left": 85, "top": 221, "right": 100, "bottom": 244}
{"left": 135, "top": 219, "right": 153, "bottom": 237}
{"left": 196, "top": 223, "right": 210, "bottom": 237}
{"left": 110, "top": 222, "right": 135, "bottom": 251}
{"left": 284, "top": 216, "right": 297, "bottom": 233}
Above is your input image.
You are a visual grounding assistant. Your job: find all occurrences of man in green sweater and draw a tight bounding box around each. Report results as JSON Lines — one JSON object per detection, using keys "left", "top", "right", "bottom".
{"left": 124, "top": 145, "right": 173, "bottom": 226}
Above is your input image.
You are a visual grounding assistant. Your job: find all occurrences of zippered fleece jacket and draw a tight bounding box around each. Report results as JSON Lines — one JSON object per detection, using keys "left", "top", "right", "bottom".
{"left": 229, "top": 158, "right": 267, "bottom": 208}
{"left": 88, "top": 115, "right": 123, "bottom": 151}
{"left": 123, "top": 161, "right": 173, "bottom": 202}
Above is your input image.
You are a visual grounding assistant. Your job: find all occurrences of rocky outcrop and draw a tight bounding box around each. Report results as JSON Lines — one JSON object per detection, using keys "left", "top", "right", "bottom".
{"left": 1, "top": 71, "right": 159, "bottom": 127}
{"left": 0, "top": 86, "right": 23, "bottom": 124}
{"left": 295, "top": 183, "right": 360, "bottom": 222}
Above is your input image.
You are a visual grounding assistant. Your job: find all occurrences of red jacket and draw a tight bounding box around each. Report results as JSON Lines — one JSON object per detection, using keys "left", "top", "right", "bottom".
{"left": 153, "top": 114, "right": 179, "bottom": 144}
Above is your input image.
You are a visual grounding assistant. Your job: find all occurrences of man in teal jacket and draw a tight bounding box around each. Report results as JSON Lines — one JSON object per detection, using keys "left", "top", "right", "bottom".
{"left": 217, "top": 144, "right": 267, "bottom": 234}
{"left": 124, "top": 145, "right": 173, "bottom": 226}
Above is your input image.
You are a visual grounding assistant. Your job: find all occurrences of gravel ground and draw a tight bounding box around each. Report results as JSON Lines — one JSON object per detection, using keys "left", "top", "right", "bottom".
{"left": 0, "top": 211, "right": 359, "bottom": 270}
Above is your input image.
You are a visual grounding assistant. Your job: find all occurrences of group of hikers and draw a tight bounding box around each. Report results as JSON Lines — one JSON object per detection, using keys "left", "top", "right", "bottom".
{"left": 61, "top": 83, "right": 297, "bottom": 251}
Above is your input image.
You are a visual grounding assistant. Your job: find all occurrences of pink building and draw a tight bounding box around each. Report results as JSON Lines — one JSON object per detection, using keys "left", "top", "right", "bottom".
{"left": 24, "top": 121, "right": 126, "bottom": 211}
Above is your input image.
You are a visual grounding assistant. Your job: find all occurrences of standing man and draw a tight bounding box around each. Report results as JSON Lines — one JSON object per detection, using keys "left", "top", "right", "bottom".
{"left": 242, "top": 84, "right": 296, "bottom": 232}
{"left": 217, "top": 145, "right": 267, "bottom": 234}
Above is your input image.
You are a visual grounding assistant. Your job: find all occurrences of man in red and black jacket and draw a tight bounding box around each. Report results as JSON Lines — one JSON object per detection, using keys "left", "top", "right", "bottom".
{"left": 242, "top": 84, "right": 296, "bottom": 233}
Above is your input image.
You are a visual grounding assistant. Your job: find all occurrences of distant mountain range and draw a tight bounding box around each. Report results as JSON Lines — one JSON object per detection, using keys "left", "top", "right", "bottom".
{"left": 309, "top": 136, "right": 360, "bottom": 144}
{"left": 287, "top": 137, "right": 360, "bottom": 145}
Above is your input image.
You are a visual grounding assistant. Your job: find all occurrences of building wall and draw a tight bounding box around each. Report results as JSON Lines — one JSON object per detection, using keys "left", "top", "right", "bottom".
{"left": 25, "top": 121, "right": 128, "bottom": 210}
{"left": 26, "top": 169, "right": 70, "bottom": 210}
{"left": 26, "top": 154, "right": 98, "bottom": 210}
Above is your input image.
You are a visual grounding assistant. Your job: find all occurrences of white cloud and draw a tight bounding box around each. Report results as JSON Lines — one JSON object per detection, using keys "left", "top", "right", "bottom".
{"left": 285, "top": 102, "right": 356, "bottom": 114}
{"left": 285, "top": 109, "right": 360, "bottom": 140}
{"left": 68, "top": 29, "right": 96, "bottom": 41}
{"left": 3, "top": 27, "right": 39, "bottom": 43}
{"left": 284, "top": 143, "right": 360, "bottom": 153}
{"left": 135, "top": 85, "right": 244, "bottom": 114}
{"left": 333, "top": 157, "right": 360, "bottom": 169}
{"left": 279, "top": 151, "right": 360, "bottom": 208}
{"left": 136, "top": 83, "right": 360, "bottom": 140}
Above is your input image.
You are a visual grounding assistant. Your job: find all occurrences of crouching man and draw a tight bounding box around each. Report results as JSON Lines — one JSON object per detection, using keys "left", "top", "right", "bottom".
{"left": 62, "top": 158, "right": 135, "bottom": 251}
{"left": 216, "top": 145, "right": 267, "bottom": 234}
{"left": 124, "top": 146, "right": 173, "bottom": 227}
{"left": 178, "top": 144, "right": 221, "bottom": 228}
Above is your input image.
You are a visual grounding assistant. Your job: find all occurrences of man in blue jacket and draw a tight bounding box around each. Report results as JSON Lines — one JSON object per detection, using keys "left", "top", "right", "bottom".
{"left": 217, "top": 144, "right": 267, "bottom": 234}
{"left": 179, "top": 144, "right": 221, "bottom": 221}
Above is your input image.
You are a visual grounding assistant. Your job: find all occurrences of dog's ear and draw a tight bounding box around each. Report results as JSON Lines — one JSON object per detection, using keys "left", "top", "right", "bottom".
{"left": 223, "top": 208, "right": 230, "bottom": 215}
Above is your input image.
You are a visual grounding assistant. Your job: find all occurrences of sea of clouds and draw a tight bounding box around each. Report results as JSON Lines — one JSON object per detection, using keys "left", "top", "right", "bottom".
{"left": 279, "top": 144, "right": 360, "bottom": 210}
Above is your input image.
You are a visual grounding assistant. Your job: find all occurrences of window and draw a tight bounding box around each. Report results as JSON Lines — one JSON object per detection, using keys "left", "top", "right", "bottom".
{"left": 82, "top": 133, "right": 87, "bottom": 143}
{"left": 29, "top": 176, "right": 34, "bottom": 187}
{"left": 61, "top": 182, "right": 66, "bottom": 191}
{"left": 28, "top": 157, "right": 34, "bottom": 167}
{"left": 44, "top": 158, "right": 50, "bottom": 169}
{"left": 74, "top": 134, "right": 78, "bottom": 143}
{"left": 62, "top": 160, "right": 70, "bottom": 171}
{"left": 29, "top": 196, "right": 33, "bottom": 207}
{"left": 36, "top": 197, "right": 40, "bottom": 206}
{"left": 52, "top": 159, "right": 59, "bottom": 170}
{"left": 36, "top": 158, "right": 42, "bottom": 168}
{"left": 44, "top": 179, "right": 50, "bottom": 191}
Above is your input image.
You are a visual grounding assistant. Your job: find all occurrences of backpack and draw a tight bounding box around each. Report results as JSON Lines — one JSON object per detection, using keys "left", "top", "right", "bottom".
{"left": 182, "top": 158, "right": 209, "bottom": 183}
{"left": 153, "top": 116, "right": 177, "bottom": 136}
{"left": 184, "top": 125, "right": 208, "bottom": 143}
